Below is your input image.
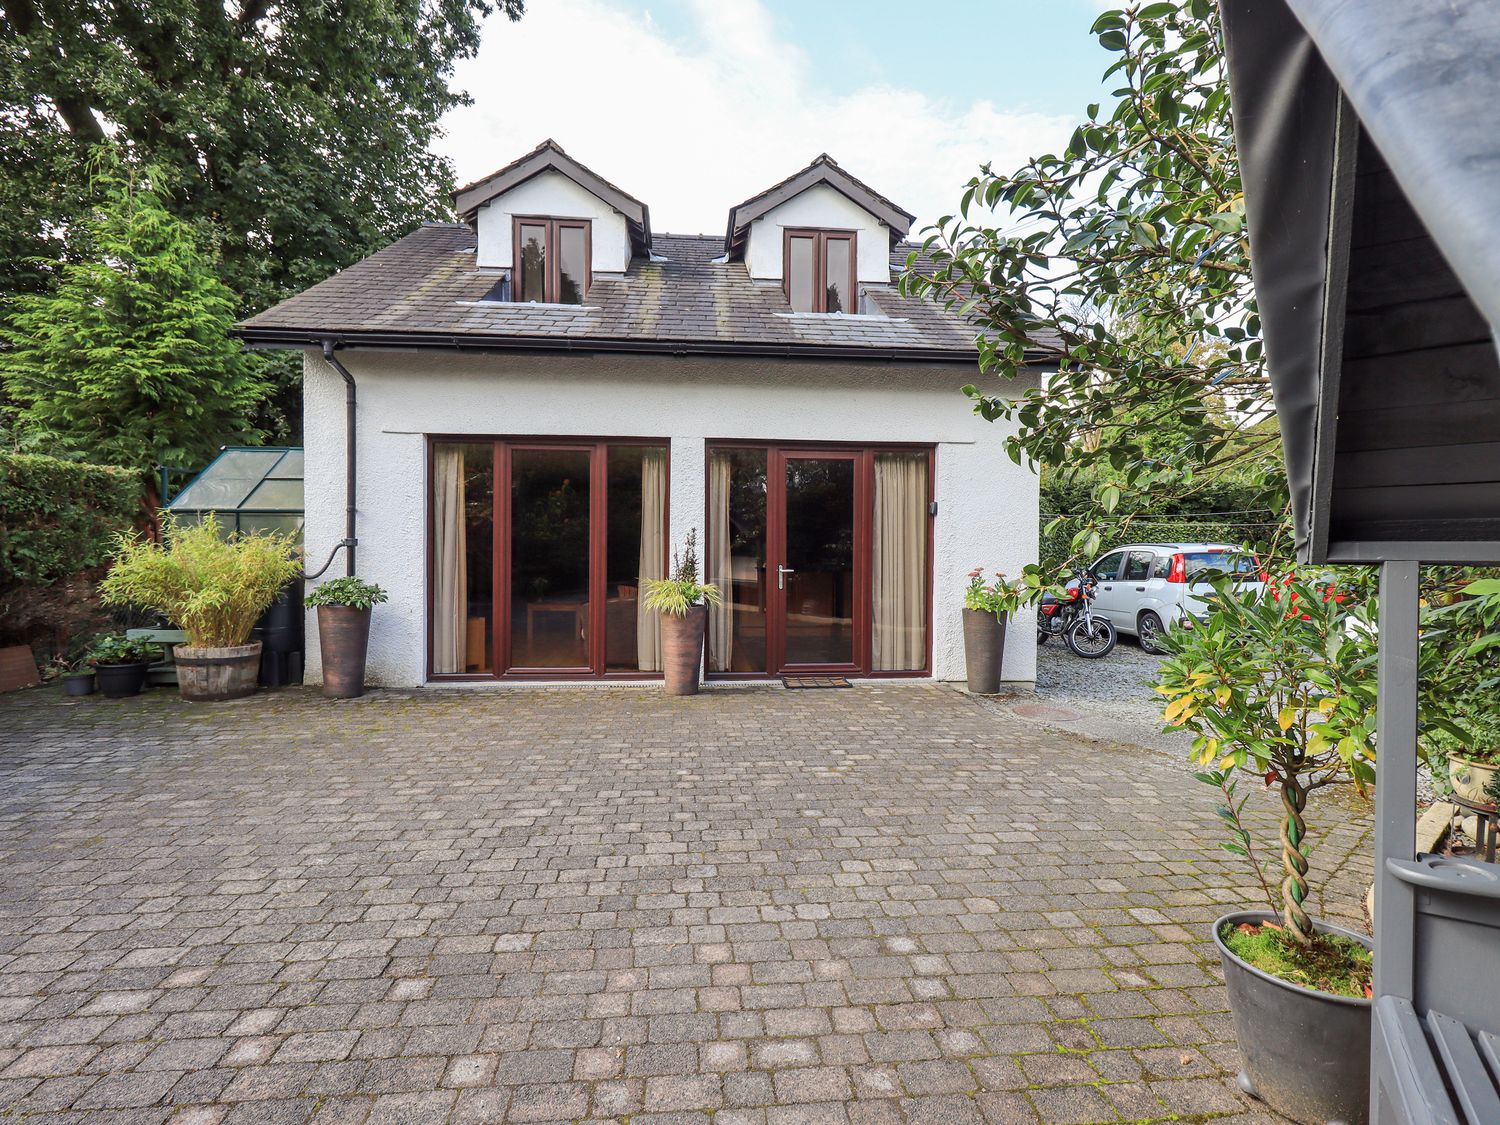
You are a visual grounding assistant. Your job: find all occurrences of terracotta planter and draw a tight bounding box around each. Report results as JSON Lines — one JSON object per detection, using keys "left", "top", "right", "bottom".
{"left": 94, "top": 661, "right": 150, "bottom": 699}
{"left": 962, "top": 609, "right": 1007, "bottom": 694}
{"left": 317, "top": 605, "right": 372, "bottom": 699}
{"left": 661, "top": 606, "right": 707, "bottom": 696}
{"left": 1448, "top": 754, "right": 1500, "bottom": 805}
{"left": 174, "top": 643, "right": 262, "bottom": 701}
{"left": 1214, "top": 910, "right": 1371, "bottom": 1125}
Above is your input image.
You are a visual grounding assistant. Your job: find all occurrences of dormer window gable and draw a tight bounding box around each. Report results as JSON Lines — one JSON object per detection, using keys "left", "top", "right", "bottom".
{"left": 725, "top": 155, "right": 915, "bottom": 313}
{"left": 454, "top": 141, "right": 650, "bottom": 297}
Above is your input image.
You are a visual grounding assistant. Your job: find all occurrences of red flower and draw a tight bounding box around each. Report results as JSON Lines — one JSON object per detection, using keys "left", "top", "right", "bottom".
{"left": 1301, "top": 613, "right": 1312, "bottom": 621}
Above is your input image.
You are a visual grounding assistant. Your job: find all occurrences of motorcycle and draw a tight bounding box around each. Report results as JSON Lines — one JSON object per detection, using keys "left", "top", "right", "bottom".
{"left": 1037, "top": 571, "right": 1117, "bottom": 658}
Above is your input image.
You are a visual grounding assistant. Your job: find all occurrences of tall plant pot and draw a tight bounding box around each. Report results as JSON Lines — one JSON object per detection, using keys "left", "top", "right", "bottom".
{"left": 317, "top": 606, "right": 372, "bottom": 699}
{"left": 1214, "top": 910, "right": 1372, "bottom": 1125}
{"left": 962, "top": 609, "right": 1006, "bottom": 694}
{"left": 661, "top": 606, "right": 707, "bottom": 696}
{"left": 175, "top": 643, "right": 262, "bottom": 702}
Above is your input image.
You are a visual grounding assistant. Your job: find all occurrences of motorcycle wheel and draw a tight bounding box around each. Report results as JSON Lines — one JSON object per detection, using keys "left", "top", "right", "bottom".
{"left": 1066, "top": 617, "right": 1117, "bottom": 658}
{"left": 1037, "top": 629, "right": 1050, "bottom": 645}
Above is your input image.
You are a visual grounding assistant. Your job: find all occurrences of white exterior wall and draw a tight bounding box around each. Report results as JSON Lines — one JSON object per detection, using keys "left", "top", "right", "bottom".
{"left": 301, "top": 350, "right": 1039, "bottom": 688}
{"left": 474, "top": 170, "right": 632, "bottom": 274}
{"left": 745, "top": 184, "right": 892, "bottom": 284}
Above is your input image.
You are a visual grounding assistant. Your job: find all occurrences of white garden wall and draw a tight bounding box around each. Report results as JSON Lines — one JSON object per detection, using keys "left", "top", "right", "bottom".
{"left": 301, "top": 349, "right": 1039, "bottom": 687}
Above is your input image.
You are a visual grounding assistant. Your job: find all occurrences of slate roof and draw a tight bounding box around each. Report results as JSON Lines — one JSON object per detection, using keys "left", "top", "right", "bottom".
{"left": 237, "top": 224, "right": 993, "bottom": 362}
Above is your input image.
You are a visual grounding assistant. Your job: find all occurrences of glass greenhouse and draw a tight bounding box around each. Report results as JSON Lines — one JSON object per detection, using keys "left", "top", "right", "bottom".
{"left": 167, "top": 447, "right": 304, "bottom": 537}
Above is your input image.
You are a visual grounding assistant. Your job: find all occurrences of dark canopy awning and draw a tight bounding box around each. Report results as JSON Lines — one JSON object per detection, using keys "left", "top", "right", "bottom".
{"left": 1221, "top": 0, "right": 1500, "bottom": 563}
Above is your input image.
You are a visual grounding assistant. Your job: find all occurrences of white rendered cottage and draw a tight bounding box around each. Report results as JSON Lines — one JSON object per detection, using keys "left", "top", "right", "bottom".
{"left": 239, "top": 141, "right": 1041, "bottom": 687}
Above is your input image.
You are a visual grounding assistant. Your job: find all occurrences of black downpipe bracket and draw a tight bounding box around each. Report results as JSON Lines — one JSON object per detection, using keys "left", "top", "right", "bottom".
{"left": 303, "top": 340, "right": 358, "bottom": 579}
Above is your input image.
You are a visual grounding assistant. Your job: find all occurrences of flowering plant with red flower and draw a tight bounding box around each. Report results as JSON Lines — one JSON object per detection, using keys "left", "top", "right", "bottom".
{"left": 1153, "top": 570, "right": 1379, "bottom": 951}
{"left": 963, "top": 566, "right": 1042, "bottom": 618}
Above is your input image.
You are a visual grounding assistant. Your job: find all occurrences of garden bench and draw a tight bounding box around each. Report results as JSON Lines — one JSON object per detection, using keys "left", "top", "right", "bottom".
{"left": 1372, "top": 857, "right": 1500, "bottom": 1124}
{"left": 1373, "top": 997, "right": 1500, "bottom": 1125}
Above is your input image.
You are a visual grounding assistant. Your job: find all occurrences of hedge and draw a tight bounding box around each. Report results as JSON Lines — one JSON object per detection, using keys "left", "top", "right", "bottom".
{"left": 0, "top": 453, "right": 140, "bottom": 590}
{"left": 1039, "top": 514, "right": 1277, "bottom": 573}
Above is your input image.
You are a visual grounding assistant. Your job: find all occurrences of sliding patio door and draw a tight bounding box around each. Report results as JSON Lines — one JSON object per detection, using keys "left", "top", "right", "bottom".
{"left": 429, "top": 439, "right": 666, "bottom": 679}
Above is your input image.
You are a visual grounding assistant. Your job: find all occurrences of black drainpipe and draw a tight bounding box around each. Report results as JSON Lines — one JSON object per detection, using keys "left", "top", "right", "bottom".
{"left": 315, "top": 339, "right": 358, "bottom": 578}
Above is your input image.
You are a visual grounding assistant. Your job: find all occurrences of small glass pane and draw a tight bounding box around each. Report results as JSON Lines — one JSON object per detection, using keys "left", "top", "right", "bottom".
{"left": 707, "top": 448, "right": 768, "bottom": 674}
{"left": 518, "top": 223, "right": 547, "bottom": 302}
{"left": 510, "top": 448, "right": 590, "bottom": 669}
{"left": 242, "top": 478, "right": 304, "bottom": 511}
{"left": 558, "top": 225, "right": 586, "bottom": 304}
{"left": 169, "top": 449, "right": 282, "bottom": 510}
{"left": 787, "top": 236, "right": 815, "bottom": 312}
{"left": 241, "top": 515, "right": 304, "bottom": 539}
{"left": 824, "top": 237, "right": 852, "bottom": 314}
{"left": 784, "top": 457, "right": 855, "bottom": 666}
{"left": 606, "top": 446, "right": 668, "bottom": 672}
{"left": 268, "top": 449, "right": 304, "bottom": 478}
{"left": 431, "top": 443, "right": 495, "bottom": 674}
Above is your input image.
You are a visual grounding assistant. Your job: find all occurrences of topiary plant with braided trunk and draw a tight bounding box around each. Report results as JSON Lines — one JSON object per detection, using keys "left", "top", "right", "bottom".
{"left": 1154, "top": 571, "right": 1379, "bottom": 966}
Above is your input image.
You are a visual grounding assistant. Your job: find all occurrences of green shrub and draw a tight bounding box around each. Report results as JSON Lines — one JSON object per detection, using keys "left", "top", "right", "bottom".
{"left": 0, "top": 453, "right": 139, "bottom": 589}
{"left": 86, "top": 633, "right": 162, "bottom": 666}
{"left": 305, "top": 577, "right": 388, "bottom": 611}
{"left": 100, "top": 513, "right": 300, "bottom": 648}
{"left": 642, "top": 530, "right": 720, "bottom": 617}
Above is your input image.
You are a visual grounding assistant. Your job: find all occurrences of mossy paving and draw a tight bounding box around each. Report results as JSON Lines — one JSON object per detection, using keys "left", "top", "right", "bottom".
{"left": 0, "top": 682, "right": 1369, "bottom": 1123}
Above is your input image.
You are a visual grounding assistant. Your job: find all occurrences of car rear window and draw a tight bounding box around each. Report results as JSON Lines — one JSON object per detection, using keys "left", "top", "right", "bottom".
{"left": 1184, "top": 552, "right": 1257, "bottom": 580}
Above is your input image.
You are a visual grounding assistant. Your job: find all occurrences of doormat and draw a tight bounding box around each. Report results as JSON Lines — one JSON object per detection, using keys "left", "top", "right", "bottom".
{"left": 781, "top": 675, "right": 853, "bottom": 690}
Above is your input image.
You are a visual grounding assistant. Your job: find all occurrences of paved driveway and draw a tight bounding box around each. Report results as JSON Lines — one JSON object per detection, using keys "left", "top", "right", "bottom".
{"left": 0, "top": 683, "right": 1371, "bottom": 1124}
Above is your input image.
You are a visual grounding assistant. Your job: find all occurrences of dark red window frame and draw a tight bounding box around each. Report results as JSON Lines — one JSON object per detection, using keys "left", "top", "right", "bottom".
{"left": 425, "top": 435, "right": 668, "bottom": 681}
{"left": 512, "top": 217, "right": 592, "bottom": 304}
{"left": 702, "top": 441, "right": 935, "bottom": 679}
{"left": 783, "top": 228, "right": 858, "bottom": 314}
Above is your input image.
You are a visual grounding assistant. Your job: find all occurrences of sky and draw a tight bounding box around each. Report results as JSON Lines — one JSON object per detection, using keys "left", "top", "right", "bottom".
{"left": 436, "top": 0, "right": 1114, "bottom": 237}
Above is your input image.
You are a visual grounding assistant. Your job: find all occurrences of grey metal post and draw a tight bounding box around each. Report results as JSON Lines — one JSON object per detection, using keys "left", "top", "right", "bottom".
{"left": 1373, "top": 561, "right": 1420, "bottom": 1002}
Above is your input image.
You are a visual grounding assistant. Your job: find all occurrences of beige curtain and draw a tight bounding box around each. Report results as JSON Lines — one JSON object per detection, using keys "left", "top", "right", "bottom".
{"left": 872, "top": 453, "right": 928, "bottom": 671}
{"left": 706, "top": 452, "right": 733, "bottom": 672}
{"left": 636, "top": 449, "right": 667, "bottom": 671}
{"left": 432, "top": 445, "right": 467, "bottom": 674}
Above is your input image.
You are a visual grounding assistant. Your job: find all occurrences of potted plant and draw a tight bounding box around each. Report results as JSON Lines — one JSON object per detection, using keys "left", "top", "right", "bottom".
{"left": 1419, "top": 576, "right": 1500, "bottom": 805}
{"left": 101, "top": 514, "right": 301, "bottom": 701}
{"left": 642, "top": 530, "right": 720, "bottom": 696}
{"left": 304, "top": 577, "right": 388, "bottom": 699}
{"left": 1155, "top": 572, "right": 1378, "bottom": 1125}
{"left": 55, "top": 653, "right": 98, "bottom": 697}
{"left": 962, "top": 568, "right": 1032, "bottom": 694}
{"left": 87, "top": 633, "right": 162, "bottom": 699}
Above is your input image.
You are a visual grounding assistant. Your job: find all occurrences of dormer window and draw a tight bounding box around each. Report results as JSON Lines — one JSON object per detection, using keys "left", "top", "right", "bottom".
{"left": 784, "top": 229, "right": 856, "bottom": 313}
{"left": 514, "top": 217, "right": 591, "bottom": 303}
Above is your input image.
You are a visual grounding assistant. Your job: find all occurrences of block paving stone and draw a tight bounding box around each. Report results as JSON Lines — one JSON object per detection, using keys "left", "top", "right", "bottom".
{"left": 0, "top": 682, "right": 1372, "bottom": 1122}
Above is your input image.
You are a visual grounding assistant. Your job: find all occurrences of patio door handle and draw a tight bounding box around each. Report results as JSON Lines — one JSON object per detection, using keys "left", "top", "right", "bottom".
{"left": 777, "top": 564, "right": 795, "bottom": 590}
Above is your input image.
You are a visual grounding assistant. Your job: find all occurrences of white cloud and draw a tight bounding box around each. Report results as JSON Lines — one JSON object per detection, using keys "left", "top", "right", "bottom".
{"left": 436, "top": 0, "right": 1075, "bottom": 236}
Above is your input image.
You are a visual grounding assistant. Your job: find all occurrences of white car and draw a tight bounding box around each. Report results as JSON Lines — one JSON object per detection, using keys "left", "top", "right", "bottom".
{"left": 1087, "top": 542, "right": 1264, "bottom": 655}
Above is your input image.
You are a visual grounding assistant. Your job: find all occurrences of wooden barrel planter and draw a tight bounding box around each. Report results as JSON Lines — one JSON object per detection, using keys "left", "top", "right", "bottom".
{"left": 174, "top": 642, "right": 262, "bottom": 701}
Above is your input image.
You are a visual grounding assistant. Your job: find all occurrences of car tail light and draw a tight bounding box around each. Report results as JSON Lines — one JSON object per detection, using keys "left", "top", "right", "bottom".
{"left": 1167, "top": 553, "right": 1186, "bottom": 583}
{"left": 1254, "top": 553, "right": 1268, "bottom": 582}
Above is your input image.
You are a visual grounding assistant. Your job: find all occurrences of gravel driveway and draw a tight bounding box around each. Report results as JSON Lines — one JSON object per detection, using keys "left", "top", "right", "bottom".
{"left": 997, "top": 637, "right": 1193, "bottom": 760}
